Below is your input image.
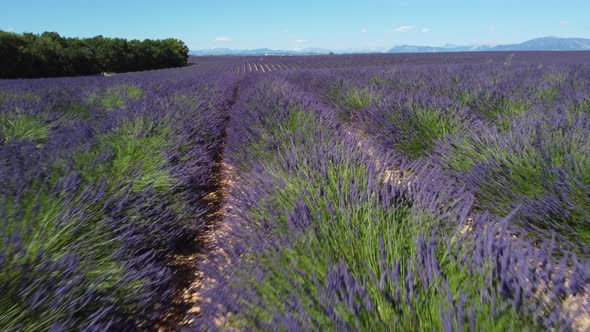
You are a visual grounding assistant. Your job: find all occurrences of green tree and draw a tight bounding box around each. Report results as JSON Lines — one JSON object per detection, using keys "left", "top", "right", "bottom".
{"left": 0, "top": 31, "right": 190, "bottom": 78}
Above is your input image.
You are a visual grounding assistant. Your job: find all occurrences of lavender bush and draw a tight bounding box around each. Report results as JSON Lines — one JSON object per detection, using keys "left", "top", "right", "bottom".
{"left": 197, "top": 73, "right": 583, "bottom": 330}
{"left": 0, "top": 68, "right": 237, "bottom": 330}
{"left": 2, "top": 51, "right": 590, "bottom": 330}
{"left": 197, "top": 55, "right": 590, "bottom": 331}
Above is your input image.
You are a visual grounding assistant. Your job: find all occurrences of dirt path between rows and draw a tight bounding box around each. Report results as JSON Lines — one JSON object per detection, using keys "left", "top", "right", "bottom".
{"left": 155, "top": 81, "right": 241, "bottom": 331}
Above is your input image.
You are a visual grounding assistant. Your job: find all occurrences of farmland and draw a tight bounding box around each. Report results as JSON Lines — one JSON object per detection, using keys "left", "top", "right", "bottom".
{"left": 1, "top": 51, "right": 590, "bottom": 331}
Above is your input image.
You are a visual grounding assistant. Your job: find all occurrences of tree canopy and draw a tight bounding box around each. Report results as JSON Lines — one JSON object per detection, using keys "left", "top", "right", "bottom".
{"left": 0, "top": 31, "right": 189, "bottom": 78}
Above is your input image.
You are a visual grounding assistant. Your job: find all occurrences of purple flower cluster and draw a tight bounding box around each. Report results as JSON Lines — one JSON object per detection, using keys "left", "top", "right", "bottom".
{"left": 197, "top": 54, "right": 590, "bottom": 330}
{"left": 2, "top": 51, "right": 590, "bottom": 330}
{"left": 0, "top": 67, "right": 238, "bottom": 329}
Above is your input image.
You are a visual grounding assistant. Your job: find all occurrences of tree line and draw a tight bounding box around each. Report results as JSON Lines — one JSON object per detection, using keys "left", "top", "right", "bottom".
{"left": 0, "top": 31, "right": 190, "bottom": 78}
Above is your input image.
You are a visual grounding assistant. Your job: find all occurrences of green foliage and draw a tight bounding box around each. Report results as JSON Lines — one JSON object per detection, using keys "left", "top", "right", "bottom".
{"left": 99, "top": 94, "right": 125, "bottom": 112}
{"left": 388, "top": 106, "right": 462, "bottom": 159}
{"left": 583, "top": 101, "right": 590, "bottom": 113}
{"left": 236, "top": 106, "right": 320, "bottom": 173}
{"left": 458, "top": 90, "right": 530, "bottom": 128}
{"left": 51, "top": 102, "right": 91, "bottom": 120}
{"left": 0, "top": 112, "right": 48, "bottom": 144}
{"left": 328, "top": 83, "right": 377, "bottom": 120}
{"left": 0, "top": 115, "right": 178, "bottom": 329}
{"left": 71, "top": 117, "right": 175, "bottom": 193}
{"left": 0, "top": 31, "right": 189, "bottom": 78}
{"left": 125, "top": 85, "right": 144, "bottom": 100}
{"left": 88, "top": 84, "right": 144, "bottom": 111}
{"left": 0, "top": 187, "right": 131, "bottom": 331}
{"left": 444, "top": 115, "right": 590, "bottom": 247}
{"left": 571, "top": 98, "right": 590, "bottom": 113}
{"left": 537, "top": 86, "right": 561, "bottom": 104}
{"left": 542, "top": 73, "right": 565, "bottom": 83}
{"left": 368, "top": 75, "right": 397, "bottom": 89}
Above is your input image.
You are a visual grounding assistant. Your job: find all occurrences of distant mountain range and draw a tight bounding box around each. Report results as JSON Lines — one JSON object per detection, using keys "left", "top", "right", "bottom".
{"left": 190, "top": 48, "right": 321, "bottom": 56}
{"left": 388, "top": 37, "right": 590, "bottom": 53}
{"left": 190, "top": 37, "right": 590, "bottom": 56}
{"left": 189, "top": 47, "right": 387, "bottom": 56}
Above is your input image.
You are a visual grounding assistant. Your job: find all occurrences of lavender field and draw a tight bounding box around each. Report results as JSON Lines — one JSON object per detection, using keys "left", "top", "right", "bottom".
{"left": 1, "top": 52, "right": 590, "bottom": 331}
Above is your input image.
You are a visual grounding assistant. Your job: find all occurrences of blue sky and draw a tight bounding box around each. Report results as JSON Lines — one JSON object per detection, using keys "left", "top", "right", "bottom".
{"left": 2, "top": 0, "right": 589, "bottom": 50}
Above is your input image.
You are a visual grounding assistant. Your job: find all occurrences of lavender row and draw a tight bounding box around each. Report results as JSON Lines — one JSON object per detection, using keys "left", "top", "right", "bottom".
{"left": 285, "top": 61, "right": 590, "bottom": 252}
{"left": 279, "top": 60, "right": 590, "bottom": 327}
{"left": 187, "top": 51, "right": 590, "bottom": 74}
{"left": 0, "top": 70, "right": 238, "bottom": 329}
{"left": 195, "top": 71, "right": 586, "bottom": 330}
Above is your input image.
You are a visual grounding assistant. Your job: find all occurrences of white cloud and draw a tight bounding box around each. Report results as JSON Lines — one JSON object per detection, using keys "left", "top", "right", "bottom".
{"left": 282, "top": 28, "right": 289, "bottom": 33}
{"left": 421, "top": 28, "right": 431, "bottom": 33}
{"left": 560, "top": 20, "right": 569, "bottom": 26}
{"left": 295, "top": 39, "right": 307, "bottom": 43}
{"left": 361, "top": 28, "right": 368, "bottom": 33}
{"left": 394, "top": 25, "right": 415, "bottom": 32}
{"left": 215, "top": 36, "right": 233, "bottom": 42}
